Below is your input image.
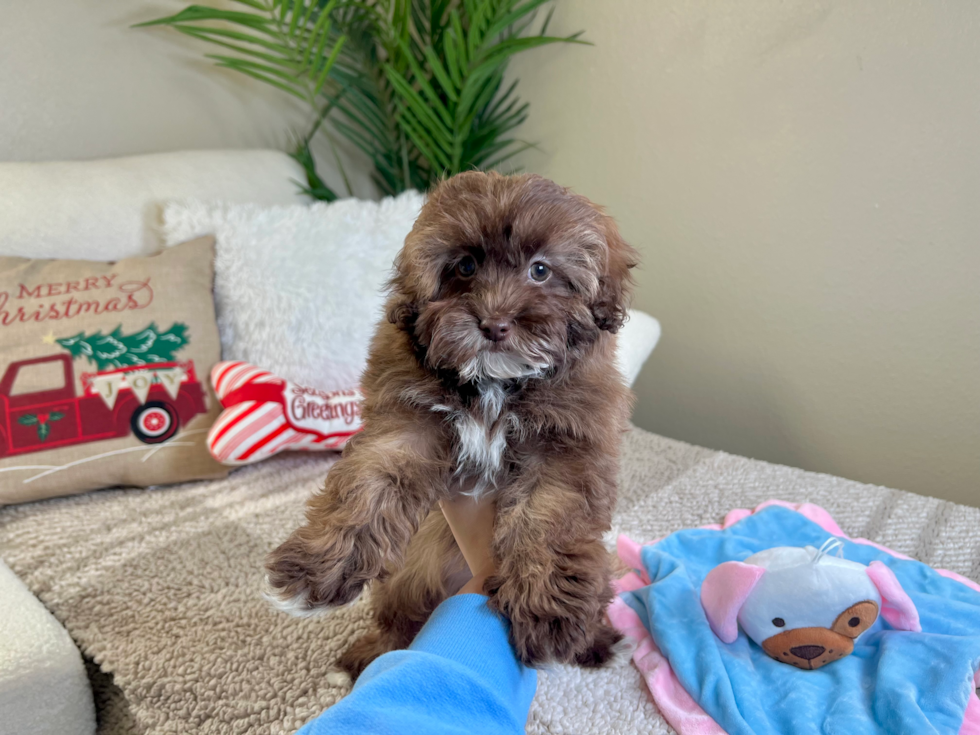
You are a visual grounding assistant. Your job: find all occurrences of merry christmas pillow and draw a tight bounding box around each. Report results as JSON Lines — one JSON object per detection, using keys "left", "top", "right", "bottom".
{"left": 0, "top": 237, "right": 227, "bottom": 505}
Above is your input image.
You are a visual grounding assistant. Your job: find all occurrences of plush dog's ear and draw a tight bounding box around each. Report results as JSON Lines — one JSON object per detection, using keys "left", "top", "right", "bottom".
{"left": 701, "top": 561, "right": 766, "bottom": 643}
{"left": 866, "top": 561, "right": 921, "bottom": 632}
{"left": 591, "top": 216, "right": 639, "bottom": 333}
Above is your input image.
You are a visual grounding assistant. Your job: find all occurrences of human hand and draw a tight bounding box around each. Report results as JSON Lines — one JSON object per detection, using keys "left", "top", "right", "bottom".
{"left": 439, "top": 494, "right": 497, "bottom": 596}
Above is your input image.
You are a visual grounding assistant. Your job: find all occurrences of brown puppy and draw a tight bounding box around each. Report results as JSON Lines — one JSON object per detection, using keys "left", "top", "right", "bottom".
{"left": 266, "top": 171, "right": 638, "bottom": 677}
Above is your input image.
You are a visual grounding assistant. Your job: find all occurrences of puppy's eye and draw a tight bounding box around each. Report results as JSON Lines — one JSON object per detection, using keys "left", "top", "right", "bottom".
{"left": 529, "top": 262, "right": 550, "bottom": 282}
{"left": 772, "top": 617, "right": 786, "bottom": 628}
{"left": 456, "top": 256, "right": 477, "bottom": 278}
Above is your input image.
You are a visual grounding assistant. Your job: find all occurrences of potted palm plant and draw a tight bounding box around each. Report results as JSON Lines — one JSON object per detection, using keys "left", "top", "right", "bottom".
{"left": 137, "top": 0, "right": 586, "bottom": 199}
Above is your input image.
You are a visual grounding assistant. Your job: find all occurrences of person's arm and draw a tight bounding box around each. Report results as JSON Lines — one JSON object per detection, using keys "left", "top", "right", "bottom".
{"left": 296, "top": 496, "right": 537, "bottom": 735}
{"left": 440, "top": 492, "right": 498, "bottom": 595}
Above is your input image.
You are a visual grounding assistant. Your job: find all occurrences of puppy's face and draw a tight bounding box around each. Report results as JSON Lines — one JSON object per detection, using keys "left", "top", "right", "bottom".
{"left": 389, "top": 172, "right": 637, "bottom": 382}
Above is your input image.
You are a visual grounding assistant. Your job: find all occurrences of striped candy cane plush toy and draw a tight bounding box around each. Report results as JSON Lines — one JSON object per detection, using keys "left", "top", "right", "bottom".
{"left": 207, "top": 361, "right": 363, "bottom": 465}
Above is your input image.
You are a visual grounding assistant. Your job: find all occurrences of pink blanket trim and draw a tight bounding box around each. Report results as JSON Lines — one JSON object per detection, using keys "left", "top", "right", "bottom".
{"left": 608, "top": 499, "right": 980, "bottom": 735}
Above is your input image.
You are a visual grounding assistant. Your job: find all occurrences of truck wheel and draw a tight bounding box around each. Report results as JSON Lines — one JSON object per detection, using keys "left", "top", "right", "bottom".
{"left": 131, "top": 401, "right": 179, "bottom": 444}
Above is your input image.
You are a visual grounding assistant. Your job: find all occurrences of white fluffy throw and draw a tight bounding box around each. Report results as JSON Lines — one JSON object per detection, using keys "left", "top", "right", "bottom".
{"left": 162, "top": 192, "right": 425, "bottom": 392}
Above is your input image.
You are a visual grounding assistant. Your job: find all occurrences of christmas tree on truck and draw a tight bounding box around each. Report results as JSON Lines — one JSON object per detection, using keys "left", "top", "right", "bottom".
{"left": 0, "top": 321, "right": 206, "bottom": 456}
{"left": 56, "top": 323, "right": 189, "bottom": 370}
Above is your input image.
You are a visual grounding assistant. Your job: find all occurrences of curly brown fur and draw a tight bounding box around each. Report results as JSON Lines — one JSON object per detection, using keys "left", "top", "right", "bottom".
{"left": 338, "top": 509, "right": 469, "bottom": 679}
{"left": 267, "top": 171, "right": 638, "bottom": 672}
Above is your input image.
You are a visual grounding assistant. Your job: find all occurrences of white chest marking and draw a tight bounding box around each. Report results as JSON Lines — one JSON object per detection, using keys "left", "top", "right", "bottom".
{"left": 455, "top": 414, "right": 508, "bottom": 480}
{"left": 444, "top": 382, "right": 512, "bottom": 495}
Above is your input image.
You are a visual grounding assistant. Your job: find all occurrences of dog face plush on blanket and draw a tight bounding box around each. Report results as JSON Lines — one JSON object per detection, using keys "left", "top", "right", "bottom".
{"left": 701, "top": 541, "right": 919, "bottom": 669}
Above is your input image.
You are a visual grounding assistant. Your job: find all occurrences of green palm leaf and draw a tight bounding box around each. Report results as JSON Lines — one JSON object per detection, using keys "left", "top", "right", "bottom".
{"left": 136, "top": 0, "right": 588, "bottom": 197}
{"left": 135, "top": 6, "right": 265, "bottom": 28}
{"left": 378, "top": 0, "right": 588, "bottom": 180}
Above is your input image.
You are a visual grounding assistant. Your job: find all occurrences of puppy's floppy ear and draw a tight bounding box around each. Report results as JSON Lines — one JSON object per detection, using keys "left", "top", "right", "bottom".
{"left": 385, "top": 253, "right": 418, "bottom": 329}
{"left": 591, "top": 216, "right": 639, "bottom": 333}
{"left": 386, "top": 297, "right": 416, "bottom": 329}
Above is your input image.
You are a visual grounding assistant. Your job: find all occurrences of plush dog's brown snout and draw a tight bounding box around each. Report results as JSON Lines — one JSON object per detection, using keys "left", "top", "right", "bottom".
{"left": 760, "top": 600, "right": 879, "bottom": 670}
{"left": 789, "top": 644, "right": 826, "bottom": 661}
{"left": 762, "top": 628, "right": 854, "bottom": 670}
{"left": 480, "top": 318, "right": 511, "bottom": 342}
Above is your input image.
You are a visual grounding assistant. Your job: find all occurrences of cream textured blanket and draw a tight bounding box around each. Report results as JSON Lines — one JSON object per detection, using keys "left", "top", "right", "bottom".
{"left": 0, "top": 427, "right": 977, "bottom": 734}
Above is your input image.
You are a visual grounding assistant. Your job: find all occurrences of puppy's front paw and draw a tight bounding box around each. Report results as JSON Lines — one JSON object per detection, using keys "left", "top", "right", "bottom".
{"left": 338, "top": 629, "right": 389, "bottom": 681}
{"left": 265, "top": 527, "right": 373, "bottom": 616}
{"left": 573, "top": 623, "right": 625, "bottom": 668}
{"left": 487, "top": 571, "right": 611, "bottom": 666}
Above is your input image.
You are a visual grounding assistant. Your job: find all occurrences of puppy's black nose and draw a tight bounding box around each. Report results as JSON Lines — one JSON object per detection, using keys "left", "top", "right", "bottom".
{"left": 790, "top": 645, "right": 826, "bottom": 661}
{"left": 480, "top": 319, "right": 511, "bottom": 342}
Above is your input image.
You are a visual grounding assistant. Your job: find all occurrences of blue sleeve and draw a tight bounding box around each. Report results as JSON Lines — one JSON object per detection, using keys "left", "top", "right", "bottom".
{"left": 296, "top": 593, "right": 538, "bottom": 735}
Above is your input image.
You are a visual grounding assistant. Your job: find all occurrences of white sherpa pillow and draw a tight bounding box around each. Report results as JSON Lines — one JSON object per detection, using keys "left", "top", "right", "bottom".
{"left": 162, "top": 193, "right": 659, "bottom": 391}
{"left": 162, "top": 192, "right": 425, "bottom": 392}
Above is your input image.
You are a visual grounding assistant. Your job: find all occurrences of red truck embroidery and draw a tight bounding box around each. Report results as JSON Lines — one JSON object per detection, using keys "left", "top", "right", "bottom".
{"left": 0, "top": 354, "right": 207, "bottom": 457}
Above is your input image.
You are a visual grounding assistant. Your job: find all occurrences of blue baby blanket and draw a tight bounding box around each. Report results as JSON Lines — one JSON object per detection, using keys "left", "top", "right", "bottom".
{"left": 619, "top": 505, "right": 980, "bottom": 735}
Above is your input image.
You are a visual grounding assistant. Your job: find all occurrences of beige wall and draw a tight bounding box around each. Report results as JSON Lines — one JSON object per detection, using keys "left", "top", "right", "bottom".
{"left": 510, "top": 0, "right": 980, "bottom": 506}
{"left": 3, "top": 1, "right": 978, "bottom": 505}
{"left": 0, "top": 0, "right": 374, "bottom": 197}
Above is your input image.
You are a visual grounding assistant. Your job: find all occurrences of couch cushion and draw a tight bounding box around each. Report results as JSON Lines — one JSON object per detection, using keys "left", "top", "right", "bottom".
{"left": 616, "top": 310, "right": 661, "bottom": 387}
{"left": 0, "top": 237, "right": 227, "bottom": 505}
{"left": 0, "top": 427, "right": 976, "bottom": 735}
{"left": 0, "top": 149, "right": 308, "bottom": 261}
{"left": 0, "top": 558, "right": 95, "bottom": 735}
